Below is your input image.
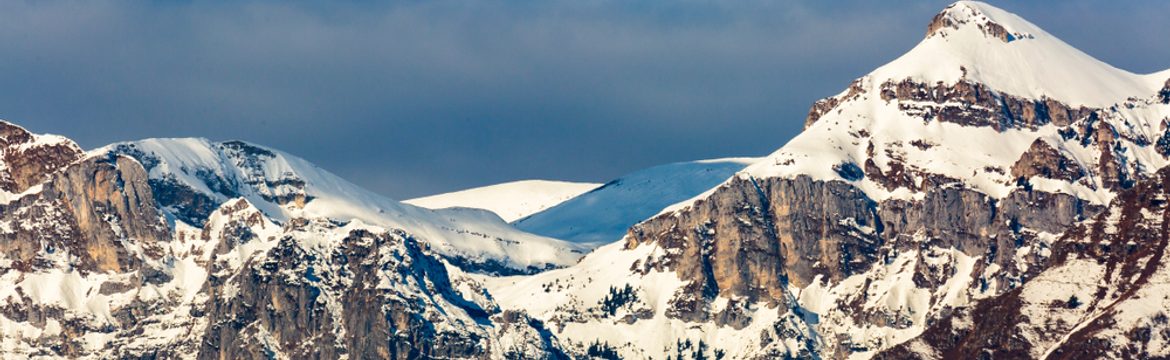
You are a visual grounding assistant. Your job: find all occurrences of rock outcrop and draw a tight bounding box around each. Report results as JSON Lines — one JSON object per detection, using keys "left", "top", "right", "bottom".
{"left": 0, "top": 121, "right": 82, "bottom": 194}
{"left": 926, "top": 2, "right": 1033, "bottom": 42}
{"left": 203, "top": 226, "right": 483, "bottom": 359}
{"left": 1010, "top": 139, "right": 1086, "bottom": 182}
{"left": 0, "top": 154, "right": 169, "bottom": 273}
{"left": 876, "top": 79, "right": 1093, "bottom": 131}
{"left": 1160, "top": 78, "right": 1170, "bottom": 104}
{"left": 878, "top": 166, "right": 1170, "bottom": 359}
{"left": 626, "top": 175, "right": 1092, "bottom": 326}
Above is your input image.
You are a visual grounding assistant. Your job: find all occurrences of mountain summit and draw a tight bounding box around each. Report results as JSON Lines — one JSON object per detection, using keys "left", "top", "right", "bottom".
{"left": 887, "top": 1, "right": 1163, "bottom": 107}
{"left": 748, "top": 0, "right": 1170, "bottom": 206}
{"left": 488, "top": 2, "right": 1170, "bottom": 359}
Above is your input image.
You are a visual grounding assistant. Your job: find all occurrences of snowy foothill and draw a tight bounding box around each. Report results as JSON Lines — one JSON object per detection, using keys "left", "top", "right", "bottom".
{"left": 404, "top": 180, "right": 600, "bottom": 222}
{"left": 514, "top": 158, "right": 758, "bottom": 245}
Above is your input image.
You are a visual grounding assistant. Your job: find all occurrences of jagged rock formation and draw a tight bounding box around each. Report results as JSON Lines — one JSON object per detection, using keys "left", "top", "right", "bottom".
{"left": 0, "top": 122, "right": 82, "bottom": 195}
{"left": 878, "top": 167, "right": 1170, "bottom": 359}
{"left": 0, "top": 123, "right": 168, "bottom": 274}
{"left": 872, "top": 79, "right": 1092, "bottom": 131}
{"left": 197, "top": 207, "right": 565, "bottom": 359}
{"left": 625, "top": 175, "right": 1091, "bottom": 304}
{"left": 926, "top": 1, "right": 1033, "bottom": 42}
{"left": 1010, "top": 139, "right": 1086, "bottom": 182}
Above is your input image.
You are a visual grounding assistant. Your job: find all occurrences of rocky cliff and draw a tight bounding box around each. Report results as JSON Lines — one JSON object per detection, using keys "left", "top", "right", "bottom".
{"left": 0, "top": 121, "right": 83, "bottom": 195}
{"left": 877, "top": 166, "right": 1170, "bottom": 359}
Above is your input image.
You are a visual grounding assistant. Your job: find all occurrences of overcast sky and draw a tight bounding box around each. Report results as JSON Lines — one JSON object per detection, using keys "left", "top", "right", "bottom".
{"left": 3, "top": 1, "right": 1167, "bottom": 199}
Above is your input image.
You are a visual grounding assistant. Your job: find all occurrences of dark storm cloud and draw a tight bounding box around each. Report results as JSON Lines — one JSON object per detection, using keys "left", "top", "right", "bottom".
{"left": 2, "top": 1, "right": 1167, "bottom": 198}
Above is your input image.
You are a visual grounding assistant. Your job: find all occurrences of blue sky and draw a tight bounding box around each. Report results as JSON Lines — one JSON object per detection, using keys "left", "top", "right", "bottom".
{"left": 3, "top": 0, "right": 1167, "bottom": 198}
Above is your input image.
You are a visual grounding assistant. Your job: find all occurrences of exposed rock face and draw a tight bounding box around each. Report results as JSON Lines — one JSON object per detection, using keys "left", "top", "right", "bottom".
{"left": 1161, "top": 78, "right": 1170, "bottom": 104}
{"left": 195, "top": 210, "right": 568, "bottom": 359}
{"left": 626, "top": 174, "right": 1092, "bottom": 326}
{"left": 803, "top": 74, "right": 1149, "bottom": 197}
{"left": 0, "top": 154, "right": 169, "bottom": 273}
{"left": 803, "top": 76, "right": 1099, "bottom": 131}
{"left": 627, "top": 176, "right": 878, "bottom": 300}
{"left": 3, "top": 2, "right": 1169, "bottom": 358}
{"left": 805, "top": 79, "right": 866, "bottom": 129}
{"left": 0, "top": 121, "right": 83, "bottom": 194}
{"left": 926, "top": 2, "right": 1033, "bottom": 42}
{"left": 1011, "top": 139, "right": 1086, "bottom": 182}
{"left": 202, "top": 227, "right": 481, "bottom": 359}
{"left": 877, "top": 166, "right": 1170, "bottom": 359}
{"left": 217, "top": 140, "right": 312, "bottom": 208}
{"left": 1059, "top": 112, "right": 1146, "bottom": 191}
{"left": 877, "top": 79, "right": 1094, "bottom": 131}
{"left": 1, "top": 194, "right": 570, "bottom": 358}
{"left": 488, "top": 5, "right": 1170, "bottom": 354}
{"left": 862, "top": 142, "right": 960, "bottom": 193}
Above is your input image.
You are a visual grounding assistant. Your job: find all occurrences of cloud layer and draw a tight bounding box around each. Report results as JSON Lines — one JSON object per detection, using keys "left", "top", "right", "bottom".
{"left": 3, "top": 0, "right": 1167, "bottom": 198}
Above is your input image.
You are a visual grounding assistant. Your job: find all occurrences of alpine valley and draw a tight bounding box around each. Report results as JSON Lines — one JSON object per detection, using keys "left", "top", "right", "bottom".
{"left": 3, "top": 1, "right": 1170, "bottom": 359}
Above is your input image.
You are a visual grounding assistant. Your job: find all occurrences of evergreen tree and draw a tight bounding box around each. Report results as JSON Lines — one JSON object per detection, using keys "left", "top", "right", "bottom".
{"left": 587, "top": 340, "right": 621, "bottom": 360}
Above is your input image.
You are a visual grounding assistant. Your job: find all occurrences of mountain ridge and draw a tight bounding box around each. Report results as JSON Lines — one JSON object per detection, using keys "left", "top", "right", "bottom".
{"left": 98, "top": 137, "right": 589, "bottom": 275}
{"left": 2, "top": 1, "right": 1170, "bottom": 359}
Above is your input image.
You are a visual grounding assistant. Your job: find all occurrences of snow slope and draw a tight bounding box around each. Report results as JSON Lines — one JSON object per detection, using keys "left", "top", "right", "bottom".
{"left": 481, "top": 240, "right": 985, "bottom": 359}
{"left": 98, "top": 138, "right": 589, "bottom": 274}
{"left": 513, "top": 158, "right": 758, "bottom": 245}
{"left": 481, "top": 242, "right": 786, "bottom": 359}
{"left": 875, "top": 1, "right": 1160, "bottom": 107}
{"left": 404, "top": 180, "right": 600, "bottom": 222}
{"left": 712, "top": 0, "right": 1170, "bottom": 207}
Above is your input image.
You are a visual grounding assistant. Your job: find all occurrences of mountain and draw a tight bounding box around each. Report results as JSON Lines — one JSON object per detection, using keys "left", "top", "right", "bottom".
{"left": 0, "top": 121, "right": 571, "bottom": 358}
{"left": 514, "top": 158, "right": 758, "bottom": 245}
{"left": 485, "top": 2, "right": 1170, "bottom": 358}
{"left": 4, "top": 1, "right": 1170, "bottom": 359}
{"left": 99, "top": 138, "right": 588, "bottom": 275}
{"left": 404, "top": 180, "right": 601, "bottom": 222}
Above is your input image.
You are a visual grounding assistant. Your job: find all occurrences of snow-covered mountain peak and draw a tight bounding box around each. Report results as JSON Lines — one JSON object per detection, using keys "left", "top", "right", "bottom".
{"left": 721, "top": 2, "right": 1170, "bottom": 208}
{"left": 874, "top": 1, "right": 1157, "bottom": 107}
{"left": 926, "top": 1, "right": 1035, "bottom": 43}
